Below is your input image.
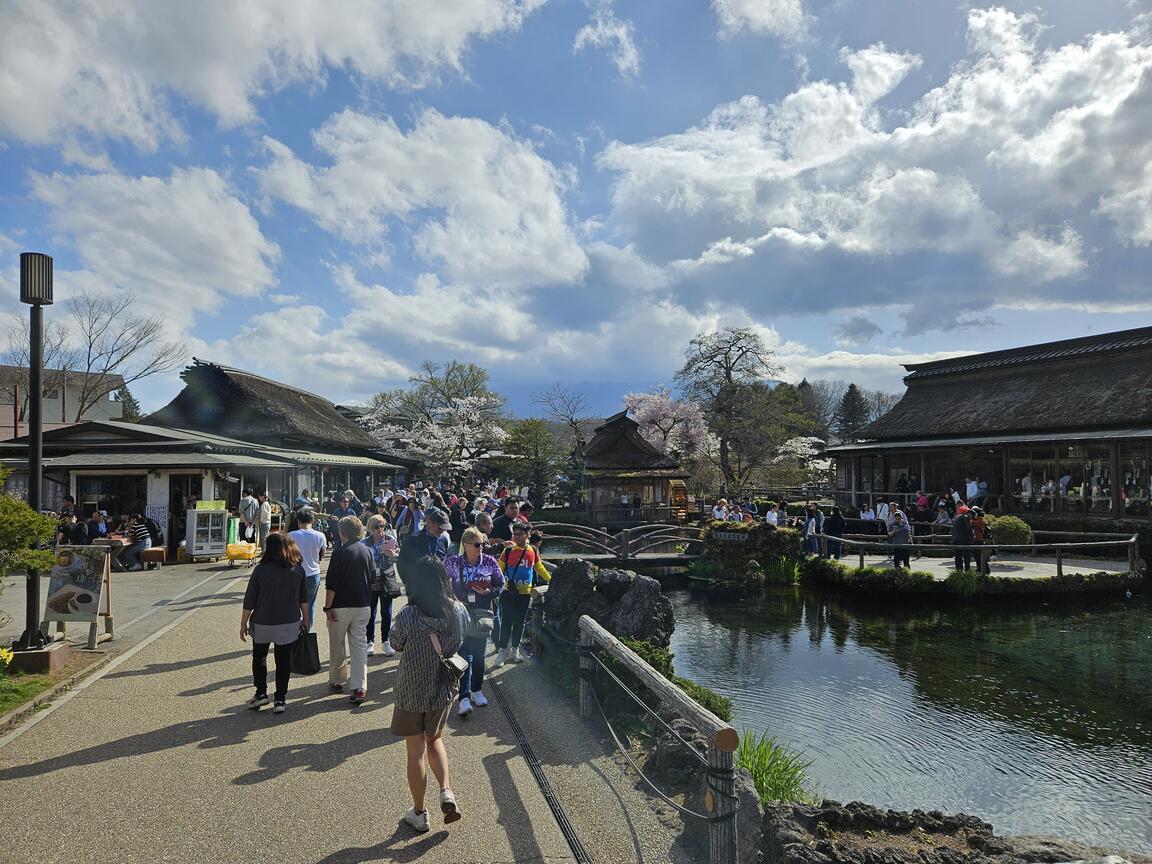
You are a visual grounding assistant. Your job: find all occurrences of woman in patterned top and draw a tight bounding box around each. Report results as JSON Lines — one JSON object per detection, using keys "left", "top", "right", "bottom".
{"left": 389, "top": 555, "right": 469, "bottom": 834}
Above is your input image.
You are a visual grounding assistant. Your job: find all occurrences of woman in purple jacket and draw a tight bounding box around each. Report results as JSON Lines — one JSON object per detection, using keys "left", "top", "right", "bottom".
{"left": 443, "top": 526, "right": 504, "bottom": 717}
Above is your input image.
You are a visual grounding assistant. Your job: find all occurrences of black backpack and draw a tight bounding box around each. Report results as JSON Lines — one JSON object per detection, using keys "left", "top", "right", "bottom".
{"left": 143, "top": 517, "right": 164, "bottom": 546}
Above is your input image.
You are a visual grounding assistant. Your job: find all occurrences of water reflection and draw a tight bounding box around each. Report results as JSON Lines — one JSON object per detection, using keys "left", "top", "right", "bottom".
{"left": 667, "top": 586, "right": 1152, "bottom": 853}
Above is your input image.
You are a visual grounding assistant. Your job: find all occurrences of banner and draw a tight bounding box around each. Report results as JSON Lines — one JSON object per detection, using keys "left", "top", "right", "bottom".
{"left": 44, "top": 546, "right": 109, "bottom": 623}
{"left": 196, "top": 500, "right": 227, "bottom": 510}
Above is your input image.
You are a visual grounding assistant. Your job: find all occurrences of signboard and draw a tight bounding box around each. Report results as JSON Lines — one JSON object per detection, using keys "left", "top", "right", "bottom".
{"left": 196, "top": 500, "right": 227, "bottom": 510}
{"left": 44, "top": 546, "right": 109, "bottom": 623}
{"left": 712, "top": 531, "right": 749, "bottom": 543}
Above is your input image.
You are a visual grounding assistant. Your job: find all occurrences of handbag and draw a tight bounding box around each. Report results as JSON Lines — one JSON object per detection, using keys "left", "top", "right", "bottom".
{"left": 290, "top": 631, "right": 321, "bottom": 675}
{"left": 382, "top": 566, "right": 404, "bottom": 599}
{"left": 465, "top": 607, "right": 494, "bottom": 639}
{"left": 429, "top": 630, "right": 468, "bottom": 686}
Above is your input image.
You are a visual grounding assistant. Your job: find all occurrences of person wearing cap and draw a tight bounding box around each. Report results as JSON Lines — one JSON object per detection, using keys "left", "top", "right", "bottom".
{"left": 398, "top": 506, "right": 451, "bottom": 584}
{"left": 493, "top": 522, "right": 551, "bottom": 666}
{"left": 951, "top": 505, "right": 973, "bottom": 572}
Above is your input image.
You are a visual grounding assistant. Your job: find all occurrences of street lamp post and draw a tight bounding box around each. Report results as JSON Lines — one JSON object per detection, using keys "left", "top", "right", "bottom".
{"left": 14, "top": 252, "right": 53, "bottom": 651}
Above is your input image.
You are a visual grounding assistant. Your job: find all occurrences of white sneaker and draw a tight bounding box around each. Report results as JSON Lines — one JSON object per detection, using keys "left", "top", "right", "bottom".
{"left": 470, "top": 690, "right": 488, "bottom": 707}
{"left": 403, "top": 808, "right": 430, "bottom": 833}
{"left": 367, "top": 643, "right": 375, "bottom": 657}
{"left": 382, "top": 642, "right": 396, "bottom": 657}
{"left": 457, "top": 696, "right": 473, "bottom": 717}
{"left": 493, "top": 649, "right": 508, "bottom": 668}
{"left": 510, "top": 647, "right": 523, "bottom": 663}
{"left": 439, "top": 788, "right": 462, "bottom": 824}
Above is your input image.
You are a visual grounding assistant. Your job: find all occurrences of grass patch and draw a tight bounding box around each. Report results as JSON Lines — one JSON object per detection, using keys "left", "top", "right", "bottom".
{"left": 736, "top": 730, "right": 817, "bottom": 804}
{"left": 762, "top": 558, "right": 800, "bottom": 585}
{"left": 0, "top": 672, "right": 54, "bottom": 717}
{"left": 945, "top": 568, "right": 982, "bottom": 596}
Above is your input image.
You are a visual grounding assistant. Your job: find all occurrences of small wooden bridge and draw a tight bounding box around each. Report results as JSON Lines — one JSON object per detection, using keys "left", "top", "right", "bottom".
{"left": 534, "top": 522, "right": 704, "bottom": 567}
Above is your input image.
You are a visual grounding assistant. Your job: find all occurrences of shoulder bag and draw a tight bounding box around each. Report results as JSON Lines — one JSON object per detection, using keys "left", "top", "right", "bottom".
{"left": 382, "top": 565, "right": 403, "bottom": 599}
{"left": 465, "top": 606, "right": 495, "bottom": 639}
{"left": 429, "top": 629, "right": 468, "bottom": 686}
{"left": 290, "top": 632, "right": 322, "bottom": 676}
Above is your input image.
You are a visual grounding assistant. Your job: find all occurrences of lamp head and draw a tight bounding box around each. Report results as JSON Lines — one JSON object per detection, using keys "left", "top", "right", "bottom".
{"left": 19, "top": 252, "right": 53, "bottom": 305}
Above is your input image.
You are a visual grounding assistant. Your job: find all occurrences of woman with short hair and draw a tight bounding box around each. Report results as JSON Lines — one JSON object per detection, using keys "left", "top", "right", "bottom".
{"left": 363, "top": 513, "right": 400, "bottom": 658}
{"left": 444, "top": 527, "right": 504, "bottom": 716}
{"left": 240, "top": 533, "right": 308, "bottom": 713}
{"left": 389, "top": 556, "right": 469, "bottom": 832}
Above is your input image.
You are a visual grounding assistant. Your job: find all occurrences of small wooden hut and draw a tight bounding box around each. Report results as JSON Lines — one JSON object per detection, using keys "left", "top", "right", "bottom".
{"left": 581, "top": 411, "right": 689, "bottom": 524}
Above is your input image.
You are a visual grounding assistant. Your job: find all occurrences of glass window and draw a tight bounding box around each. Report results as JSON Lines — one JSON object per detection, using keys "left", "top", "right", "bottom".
{"left": 1121, "top": 441, "right": 1150, "bottom": 518}
{"left": 1009, "top": 448, "right": 1033, "bottom": 512}
{"left": 1085, "top": 445, "right": 1113, "bottom": 515}
{"left": 1060, "top": 446, "right": 1086, "bottom": 515}
{"left": 1029, "top": 448, "right": 1058, "bottom": 513}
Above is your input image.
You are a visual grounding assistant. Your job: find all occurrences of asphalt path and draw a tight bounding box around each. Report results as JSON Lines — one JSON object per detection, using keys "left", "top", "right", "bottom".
{"left": 0, "top": 569, "right": 576, "bottom": 864}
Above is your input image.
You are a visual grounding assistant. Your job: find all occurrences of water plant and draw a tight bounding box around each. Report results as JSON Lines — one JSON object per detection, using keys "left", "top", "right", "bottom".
{"left": 762, "top": 558, "right": 800, "bottom": 585}
{"left": 735, "top": 730, "right": 817, "bottom": 804}
{"left": 945, "top": 567, "right": 982, "bottom": 596}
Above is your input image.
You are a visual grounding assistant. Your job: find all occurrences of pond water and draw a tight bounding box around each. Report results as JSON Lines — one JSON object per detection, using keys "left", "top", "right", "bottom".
{"left": 665, "top": 585, "right": 1152, "bottom": 853}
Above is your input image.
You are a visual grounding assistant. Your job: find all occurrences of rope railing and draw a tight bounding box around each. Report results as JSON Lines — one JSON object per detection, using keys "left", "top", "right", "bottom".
{"left": 811, "top": 531, "right": 1140, "bottom": 574}
{"left": 577, "top": 615, "right": 741, "bottom": 864}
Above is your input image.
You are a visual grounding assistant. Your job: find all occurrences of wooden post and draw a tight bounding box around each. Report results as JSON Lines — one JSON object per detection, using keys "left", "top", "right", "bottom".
{"left": 1056, "top": 546, "right": 1063, "bottom": 579}
{"left": 708, "top": 743, "right": 737, "bottom": 864}
{"left": 858, "top": 541, "right": 865, "bottom": 570}
{"left": 619, "top": 528, "right": 631, "bottom": 560}
{"left": 1128, "top": 537, "right": 1137, "bottom": 573}
{"left": 578, "top": 627, "right": 593, "bottom": 720}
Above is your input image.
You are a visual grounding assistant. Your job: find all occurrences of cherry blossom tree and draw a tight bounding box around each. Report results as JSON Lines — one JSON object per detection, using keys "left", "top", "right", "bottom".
{"left": 623, "top": 387, "right": 710, "bottom": 461}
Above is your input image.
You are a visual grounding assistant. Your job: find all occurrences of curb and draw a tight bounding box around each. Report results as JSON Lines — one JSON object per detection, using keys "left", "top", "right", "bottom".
{"left": 0, "top": 650, "right": 116, "bottom": 736}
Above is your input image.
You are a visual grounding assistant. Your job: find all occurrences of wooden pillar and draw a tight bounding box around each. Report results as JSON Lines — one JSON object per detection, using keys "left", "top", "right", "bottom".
{"left": 708, "top": 743, "right": 737, "bottom": 864}
{"left": 1056, "top": 547, "right": 1063, "bottom": 578}
{"left": 578, "top": 627, "right": 593, "bottom": 720}
{"left": 1111, "top": 443, "right": 1122, "bottom": 518}
{"left": 1002, "top": 449, "right": 1013, "bottom": 513}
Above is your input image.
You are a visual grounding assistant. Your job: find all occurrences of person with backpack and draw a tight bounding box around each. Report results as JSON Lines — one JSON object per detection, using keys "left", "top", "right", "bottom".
{"left": 493, "top": 522, "right": 551, "bottom": 667}
{"left": 122, "top": 513, "right": 153, "bottom": 571}
{"left": 388, "top": 555, "right": 469, "bottom": 833}
{"left": 445, "top": 526, "right": 504, "bottom": 717}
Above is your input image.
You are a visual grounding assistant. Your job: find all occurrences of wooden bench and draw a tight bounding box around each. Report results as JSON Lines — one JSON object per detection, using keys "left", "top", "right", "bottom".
{"left": 140, "top": 547, "right": 167, "bottom": 570}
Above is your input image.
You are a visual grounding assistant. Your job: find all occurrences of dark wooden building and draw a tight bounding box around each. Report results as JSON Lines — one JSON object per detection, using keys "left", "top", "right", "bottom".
{"left": 581, "top": 411, "right": 689, "bottom": 524}
{"left": 826, "top": 326, "right": 1152, "bottom": 519}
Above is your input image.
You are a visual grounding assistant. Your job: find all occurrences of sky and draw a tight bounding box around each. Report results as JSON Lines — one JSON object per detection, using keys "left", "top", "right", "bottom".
{"left": 1, "top": 0, "right": 1151, "bottom": 417}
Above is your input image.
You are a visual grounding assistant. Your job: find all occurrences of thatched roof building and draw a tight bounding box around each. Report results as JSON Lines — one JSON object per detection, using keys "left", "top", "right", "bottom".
{"left": 145, "top": 359, "right": 378, "bottom": 450}
{"left": 581, "top": 411, "right": 689, "bottom": 524}
{"left": 826, "top": 326, "right": 1152, "bottom": 520}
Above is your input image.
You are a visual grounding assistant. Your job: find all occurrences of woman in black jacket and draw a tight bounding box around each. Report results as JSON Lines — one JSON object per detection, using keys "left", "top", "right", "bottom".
{"left": 240, "top": 533, "right": 308, "bottom": 713}
{"left": 824, "top": 507, "right": 846, "bottom": 559}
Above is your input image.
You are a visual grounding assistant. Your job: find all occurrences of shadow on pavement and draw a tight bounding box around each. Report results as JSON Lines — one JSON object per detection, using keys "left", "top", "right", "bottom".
{"left": 312, "top": 823, "right": 448, "bottom": 863}
{"left": 233, "top": 728, "right": 399, "bottom": 785}
{"left": 106, "top": 650, "right": 249, "bottom": 679}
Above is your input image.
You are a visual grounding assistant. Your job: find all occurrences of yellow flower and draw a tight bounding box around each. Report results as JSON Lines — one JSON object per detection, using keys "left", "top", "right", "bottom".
{"left": 0, "top": 647, "right": 14, "bottom": 668}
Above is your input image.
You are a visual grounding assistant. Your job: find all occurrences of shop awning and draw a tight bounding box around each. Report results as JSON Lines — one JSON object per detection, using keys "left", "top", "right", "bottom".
{"left": 825, "top": 426, "right": 1152, "bottom": 456}
{"left": 40, "top": 451, "right": 291, "bottom": 470}
{"left": 276, "top": 450, "right": 403, "bottom": 470}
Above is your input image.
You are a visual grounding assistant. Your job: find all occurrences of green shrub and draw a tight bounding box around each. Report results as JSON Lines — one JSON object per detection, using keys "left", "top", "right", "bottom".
{"left": 673, "top": 675, "right": 733, "bottom": 722}
{"left": 762, "top": 558, "right": 800, "bottom": 585}
{"left": 736, "top": 731, "right": 817, "bottom": 804}
{"left": 986, "top": 514, "right": 1032, "bottom": 546}
{"left": 620, "top": 637, "right": 674, "bottom": 677}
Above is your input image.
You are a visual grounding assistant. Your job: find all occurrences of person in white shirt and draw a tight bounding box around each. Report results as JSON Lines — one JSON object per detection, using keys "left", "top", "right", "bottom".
{"left": 764, "top": 504, "right": 779, "bottom": 526}
{"left": 875, "top": 500, "right": 890, "bottom": 523}
{"left": 239, "top": 489, "right": 259, "bottom": 542}
{"left": 256, "top": 492, "right": 273, "bottom": 550}
{"left": 965, "top": 477, "right": 978, "bottom": 502}
{"left": 288, "top": 509, "right": 327, "bottom": 630}
{"left": 712, "top": 499, "right": 729, "bottom": 521}
{"left": 860, "top": 506, "right": 876, "bottom": 521}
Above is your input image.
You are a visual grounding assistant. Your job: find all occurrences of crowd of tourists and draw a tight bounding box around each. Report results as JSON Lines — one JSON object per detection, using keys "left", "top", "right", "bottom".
{"left": 709, "top": 484, "right": 994, "bottom": 574}
{"left": 238, "top": 480, "right": 551, "bottom": 834}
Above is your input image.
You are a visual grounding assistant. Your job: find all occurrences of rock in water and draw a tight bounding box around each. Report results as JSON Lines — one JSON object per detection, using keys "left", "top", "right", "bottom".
{"left": 545, "top": 559, "right": 597, "bottom": 640}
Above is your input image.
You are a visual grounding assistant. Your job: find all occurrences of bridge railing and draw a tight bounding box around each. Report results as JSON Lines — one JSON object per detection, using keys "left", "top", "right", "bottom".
{"left": 534, "top": 522, "right": 704, "bottom": 559}
{"left": 577, "top": 614, "right": 741, "bottom": 864}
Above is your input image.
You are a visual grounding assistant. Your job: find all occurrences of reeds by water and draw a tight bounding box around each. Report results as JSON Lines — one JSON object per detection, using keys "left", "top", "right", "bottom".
{"left": 735, "top": 730, "right": 818, "bottom": 804}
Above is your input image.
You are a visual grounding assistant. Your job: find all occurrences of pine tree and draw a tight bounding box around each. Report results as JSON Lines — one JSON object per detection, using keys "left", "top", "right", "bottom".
{"left": 115, "top": 385, "right": 143, "bottom": 422}
{"left": 834, "top": 383, "right": 871, "bottom": 440}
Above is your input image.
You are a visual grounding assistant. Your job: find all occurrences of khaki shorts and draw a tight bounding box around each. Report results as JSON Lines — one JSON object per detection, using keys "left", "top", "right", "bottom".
{"left": 390, "top": 703, "right": 451, "bottom": 738}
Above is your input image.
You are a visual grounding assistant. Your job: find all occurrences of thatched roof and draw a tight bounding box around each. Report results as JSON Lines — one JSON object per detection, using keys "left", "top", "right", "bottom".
{"left": 144, "top": 360, "right": 378, "bottom": 449}
{"left": 582, "top": 411, "right": 681, "bottom": 471}
{"left": 859, "top": 328, "right": 1152, "bottom": 441}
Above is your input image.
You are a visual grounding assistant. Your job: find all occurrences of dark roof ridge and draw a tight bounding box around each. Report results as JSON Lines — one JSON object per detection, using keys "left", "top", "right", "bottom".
{"left": 188, "top": 358, "right": 321, "bottom": 401}
{"left": 903, "top": 325, "right": 1152, "bottom": 381}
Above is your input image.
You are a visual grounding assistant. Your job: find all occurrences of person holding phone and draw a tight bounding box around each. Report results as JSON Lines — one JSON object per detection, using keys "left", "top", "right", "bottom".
{"left": 444, "top": 527, "right": 504, "bottom": 717}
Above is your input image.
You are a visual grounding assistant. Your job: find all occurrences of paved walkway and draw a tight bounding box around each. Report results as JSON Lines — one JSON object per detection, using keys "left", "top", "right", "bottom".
{"left": 846, "top": 553, "right": 1131, "bottom": 579}
{"left": 0, "top": 572, "right": 577, "bottom": 864}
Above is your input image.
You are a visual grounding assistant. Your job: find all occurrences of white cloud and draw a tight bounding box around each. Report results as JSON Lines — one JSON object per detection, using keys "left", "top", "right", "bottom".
{"left": 0, "top": 0, "right": 550, "bottom": 150}
{"left": 712, "top": 0, "right": 809, "bottom": 42}
{"left": 258, "top": 109, "right": 588, "bottom": 288}
{"left": 597, "top": 10, "right": 1152, "bottom": 332}
{"left": 31, "top": 167, "right": 280, "bottom": 327}
{"left": 573, "top": 2, "right": 641, "bottom": 77}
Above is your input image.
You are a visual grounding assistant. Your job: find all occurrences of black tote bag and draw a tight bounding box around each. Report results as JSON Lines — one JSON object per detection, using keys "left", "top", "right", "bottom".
{"left": 290, "top": 632, "right": 322, "bottom": 675}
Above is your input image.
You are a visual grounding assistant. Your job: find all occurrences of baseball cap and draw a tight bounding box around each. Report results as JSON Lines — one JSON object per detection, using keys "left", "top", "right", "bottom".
{"left": 425, "top": 506, "right": 452, "bottom": 528}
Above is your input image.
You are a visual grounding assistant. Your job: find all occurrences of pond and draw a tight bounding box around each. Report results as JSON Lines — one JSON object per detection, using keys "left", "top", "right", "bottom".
{"left": 665, "top": 585, "right": 1152, "bottom": 853}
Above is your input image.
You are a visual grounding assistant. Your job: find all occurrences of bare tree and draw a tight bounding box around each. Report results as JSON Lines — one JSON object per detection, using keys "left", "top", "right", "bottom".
{"left": 67, "top": 294, "right": 185, "bottom": 421}
{"left": 863, "top": 388, "right": 902, "bottom": 422}
{"left": 2, "top": 320, "right": 78, "bottom": 422}
{"left": 532, "top": 383, "right": 590, "bottom": 450}
{"left": 797, "top": 378, "right": 846, "bottom": 438}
